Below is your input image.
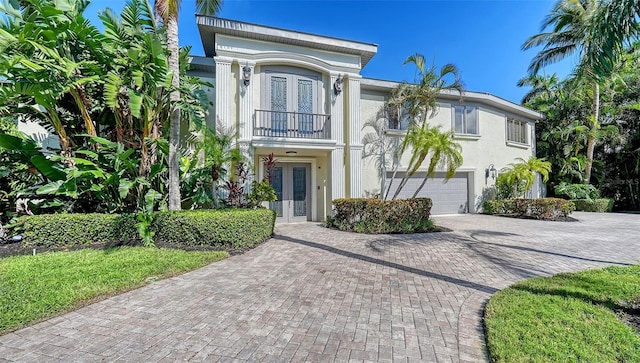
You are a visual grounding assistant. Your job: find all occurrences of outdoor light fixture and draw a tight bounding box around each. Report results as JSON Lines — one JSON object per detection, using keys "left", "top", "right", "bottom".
{"left": 285, "top": 151, "right": 298, "bottom": 155}
{"left": 333, "top": 74, "right": 344, "bottom": 96}
{"left": 242, "top": 64, "right": 252, "bottom": 86}
{"left": 485, "top": 164, "right": 497, "bottom": 180}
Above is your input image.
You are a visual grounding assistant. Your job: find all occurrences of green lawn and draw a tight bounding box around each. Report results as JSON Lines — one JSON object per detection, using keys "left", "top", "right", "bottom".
{"left": 0, "top": 247, "right": 228, "bottom": 334}
{"left": 485, "top": 265, "right": 640, "bottom": 362}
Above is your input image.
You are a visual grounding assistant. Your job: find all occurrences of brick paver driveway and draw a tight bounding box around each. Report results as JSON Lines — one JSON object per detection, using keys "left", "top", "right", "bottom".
{"left": 1, "top": 212, "right": 639, "bottom": 362}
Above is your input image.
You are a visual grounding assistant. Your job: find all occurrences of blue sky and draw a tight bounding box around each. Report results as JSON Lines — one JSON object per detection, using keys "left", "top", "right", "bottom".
{"left": 85, "top": 0, "right": 577, "bottom": 104}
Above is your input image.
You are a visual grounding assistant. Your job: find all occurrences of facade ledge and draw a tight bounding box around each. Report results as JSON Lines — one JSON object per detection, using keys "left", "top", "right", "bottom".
{"left": 251, "top": 137, "right": 337, "bottom": 150}
{"left": 506, "top": 141, "right": 530, "bottom": 149}
{"left": 454, "top": 134, "right": 481, "bottom": 141}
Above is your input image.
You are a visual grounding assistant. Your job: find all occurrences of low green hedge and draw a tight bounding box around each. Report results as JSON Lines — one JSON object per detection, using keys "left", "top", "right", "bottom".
{"left": 326, "top": 198, "right": 433, "bottom": 233}
{"left": 571, "top": 198, "right": 614, "bottom": 212}
{"left": 16, "top": 209, "right": 276, "bottom": 249}
{"left": 151, "top": 208, "right": 276, "bottom": 249}
{"left": 19, "top": 213, "right": 138, "bottom": 247}
{"left": 483, "top": 198, "right": 575, "bottom": 220}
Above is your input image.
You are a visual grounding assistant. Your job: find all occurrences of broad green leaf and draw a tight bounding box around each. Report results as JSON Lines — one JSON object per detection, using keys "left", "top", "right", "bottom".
{"left": 128, "top": 88, "right": 143, "bottom": 118}
{"left": 36, "top": 180, "right": 64, "bottom": 195}
{"left": 118, "top": 179, "right": 134, "bottom": 199}
{"left": 30, "top": 155, "right": 66, "bottom": 181}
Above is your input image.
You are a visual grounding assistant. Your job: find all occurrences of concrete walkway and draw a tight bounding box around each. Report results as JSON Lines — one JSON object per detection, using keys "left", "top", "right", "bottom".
{"left": 1, "top": 212, "right": 639, "bottom": 362}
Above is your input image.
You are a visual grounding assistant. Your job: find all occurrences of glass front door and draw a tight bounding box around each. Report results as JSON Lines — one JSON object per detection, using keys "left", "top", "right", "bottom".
{"left": 269, "top": 164, "right": 309, "bottom": 223}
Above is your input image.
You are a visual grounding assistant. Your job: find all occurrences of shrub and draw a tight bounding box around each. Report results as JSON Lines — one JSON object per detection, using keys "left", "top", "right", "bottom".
{"left": 326, "top": 198, "right": 433, "bottom": 233}
{"left": 483, "top": 198, "right": 575, "bottom": 220}
{"left": 554, "top": 182, "right": 600, "bottom": 201}
{"left": 572, "top": 198, "right": 614, "bottom": 212}
{"left": 18, "top": 213, "right": 138, "bottom": 247}
{"left": 151, "top": 208, "right": 276, "bottom": 249}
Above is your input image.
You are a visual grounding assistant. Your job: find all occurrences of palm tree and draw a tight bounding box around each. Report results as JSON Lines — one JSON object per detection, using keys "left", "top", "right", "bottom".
{"left": 411, "top": 128, "right": 462, "bottom": 198}
{"left": 382, "top": 53, "right": 464, "bottom": 200}
{"left": 522, "top": 0, "right": 600, "bottom": 184}
{"left": 153, "top": 0, "right": 222, "bottom": 210}
{"left": 584, "top": 0, "right": 640, "bottom": 77}
{"left": 391, "top": 125, "right": 462, "bottom": 200}
{"left": 499, "top": 156, "right": 552, "bottom": 198}
{"left": 401, "top": 53, "right": 464, "bottom": 128}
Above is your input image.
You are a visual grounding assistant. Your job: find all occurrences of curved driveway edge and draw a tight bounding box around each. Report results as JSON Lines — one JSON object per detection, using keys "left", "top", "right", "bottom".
{"left": 1, "top": 212, "right": 639, "bottom": 362}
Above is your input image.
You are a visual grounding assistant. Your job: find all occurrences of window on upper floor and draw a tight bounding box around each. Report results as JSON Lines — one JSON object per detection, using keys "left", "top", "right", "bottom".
{"left": 386, "top": 104, "right": 410, "bottom": 130}
{"left": 453, "top": 105, "right": 479, "bottom": 135}
{"left": 260, "top": 67, "right": 322, "bottom": 134}
{"left": 506, "top": 118, "right": 528, "bottom": 144}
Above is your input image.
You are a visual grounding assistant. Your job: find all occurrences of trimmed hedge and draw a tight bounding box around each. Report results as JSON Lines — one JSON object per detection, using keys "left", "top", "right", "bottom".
{"left": 571, "top": 198, "right": 614, "bottom": 213}
{"left": 326, "top": 198, "right": 433, "bottom": 233}
{"left": 19, "top": 213, "right": 138, "bottom": 247}
{"left": 483, "top": 198, "right": 575, "bottom": 220}
{"left": 151, "top": 208, "right": 276, "bottom": 249}
{"left": 17, "top": 209, "right": 276, "bottom": 249}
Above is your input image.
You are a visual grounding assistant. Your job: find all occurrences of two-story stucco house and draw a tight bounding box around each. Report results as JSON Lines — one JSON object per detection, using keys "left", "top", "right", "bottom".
{"left": 189, "top": 16, "right": 543, "bottom": 223}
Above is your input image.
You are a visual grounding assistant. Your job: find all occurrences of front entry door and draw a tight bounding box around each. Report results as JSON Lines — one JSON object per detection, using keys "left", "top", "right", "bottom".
{"left": 269, "top": 164, "right": 310, "bottom": 223}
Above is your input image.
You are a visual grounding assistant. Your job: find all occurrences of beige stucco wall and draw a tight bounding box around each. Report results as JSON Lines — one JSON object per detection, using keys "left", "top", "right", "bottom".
{"left": 359, "top": 89, "right": 538, "bottom": 212}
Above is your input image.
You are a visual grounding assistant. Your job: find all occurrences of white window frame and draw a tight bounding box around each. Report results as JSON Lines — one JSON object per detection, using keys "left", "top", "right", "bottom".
{"left": 386, "top": 104, "right": 411, "bottom": 130}
{"left": 506, "top": 117, "right": 529, "bottom": 145}
{"left": 452, "top": 105, "right": 479, "bottom": 136}
{"left": 261, "top": 67, "right": 321, "bottom": 114}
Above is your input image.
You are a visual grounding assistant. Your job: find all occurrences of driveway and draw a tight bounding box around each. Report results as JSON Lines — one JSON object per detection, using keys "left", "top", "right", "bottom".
{"left": 1, "top": 212, "right": 639, "bottom": 362}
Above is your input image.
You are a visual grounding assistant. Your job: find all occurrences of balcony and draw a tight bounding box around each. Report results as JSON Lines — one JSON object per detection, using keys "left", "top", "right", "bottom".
{"left": 254, "top": 110, "right": 331, "bottom": 139}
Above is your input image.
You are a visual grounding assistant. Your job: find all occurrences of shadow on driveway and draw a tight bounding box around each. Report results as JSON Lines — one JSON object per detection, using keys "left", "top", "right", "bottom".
{"left": 275, "top": 234, "right": 499, "bottom": 294}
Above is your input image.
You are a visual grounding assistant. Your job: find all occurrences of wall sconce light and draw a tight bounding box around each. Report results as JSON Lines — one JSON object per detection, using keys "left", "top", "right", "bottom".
{"left": 333, "top": 74, "right": 344, "bottom": 96}
{"left": 242, "top": 64, "right": 251, "bottom": 86}
{"left": 485, "top": 164, "right": 497, "bottom": 180}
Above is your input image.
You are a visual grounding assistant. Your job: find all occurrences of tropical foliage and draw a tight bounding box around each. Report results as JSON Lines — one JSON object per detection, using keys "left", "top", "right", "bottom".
{"left": 0, "top": 0, "right": 274, "bottom": 234}
{"left": 497, "top": 157, "right": 551, "bottom": 199}
{"left": 368, "top": 53, "right": 464, "bottom": 201}
{"left": 153, "top": 0, "right": 223, "bottom": 210}
{"left": 522, "top": 0, "right": 640, "bottom": 210}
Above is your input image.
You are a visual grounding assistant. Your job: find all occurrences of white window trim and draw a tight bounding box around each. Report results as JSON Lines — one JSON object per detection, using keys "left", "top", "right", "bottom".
{"left": 260, "top": 66, "right": 321, "bottom": 114}
{"left": 452, "top": 105, "right": 480, "bottom": 136}
{"left": 505, "top": 117, "right": 529, "bottom": 146}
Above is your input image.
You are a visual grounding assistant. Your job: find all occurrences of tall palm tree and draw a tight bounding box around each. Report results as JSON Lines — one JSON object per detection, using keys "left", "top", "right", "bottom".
{"left": 522, "top": 0, "right": 600, "bottom": 184}
{"left": 383, "top": 53, "right": 464, "bottom": 200}
{"left": 585, "top": 0, "right": 640, "bottom": 77}
{"left": 154, "top": 0, "right": 222, "bottom": 210}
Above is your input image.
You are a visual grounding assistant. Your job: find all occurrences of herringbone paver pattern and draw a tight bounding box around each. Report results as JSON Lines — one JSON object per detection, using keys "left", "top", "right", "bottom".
{"left": 1, "top": 212, "right": 639, "bottom": 362}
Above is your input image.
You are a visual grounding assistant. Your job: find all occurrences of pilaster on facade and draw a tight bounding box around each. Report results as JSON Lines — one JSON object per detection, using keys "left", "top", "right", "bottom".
{"left": 330, "top": 73, "right": 344, "bottom": 144}
{"left": 238, "top": 61, "right": 255, "bottom": 143}
{"left": 347, "top": 76, "right": 361, "bottom": 147}
{"left": 214, "top": 57, "right": 233, "bottom": 130}
{"left": 330, "top": 147, "right": 345, "bottom": 200}
{"left": 349, "top": 147, "right": 363, "bottom": 198}
{"left": 346, "top": 75, "right": 362, "bottom": 198}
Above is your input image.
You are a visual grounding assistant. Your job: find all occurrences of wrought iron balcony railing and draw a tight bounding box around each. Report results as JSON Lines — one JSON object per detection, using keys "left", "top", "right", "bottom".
{"left": 254, "top": 110, "right": 331, "bottom": 139}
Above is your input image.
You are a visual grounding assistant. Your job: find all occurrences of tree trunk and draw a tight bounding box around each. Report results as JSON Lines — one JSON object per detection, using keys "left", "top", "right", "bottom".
{"left": 412, "top": 175, "right": 430, "bottom": 198}
{"left": 383, "top": 159, "right": 399, "bottom": 201}
{"left": 167, "top": 16, "right": 181, "bottom": 211}
{"left": 584, "top": 82, "right": 599, "bottom": 185}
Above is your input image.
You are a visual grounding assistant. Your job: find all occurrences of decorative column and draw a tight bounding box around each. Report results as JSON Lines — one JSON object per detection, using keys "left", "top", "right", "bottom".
{"left": 214, "top": 57, "right": 232, "bottom": 130}
{"left": 347, "top": 76, "right": 363, "bottom": 198}
{"left": 330, "top": 73, "right": 346, "bottom": 200}
{"left": 238, "top": 61, "right": 255, "bottom": 143}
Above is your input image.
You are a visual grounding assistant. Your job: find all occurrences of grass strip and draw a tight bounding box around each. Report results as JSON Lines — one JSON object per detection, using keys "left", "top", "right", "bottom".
{"left": 0, "top": 247, "right": 228, "bottom": 334}
{"left": 485, "top": 265, "right": 640, "bottom": 362}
